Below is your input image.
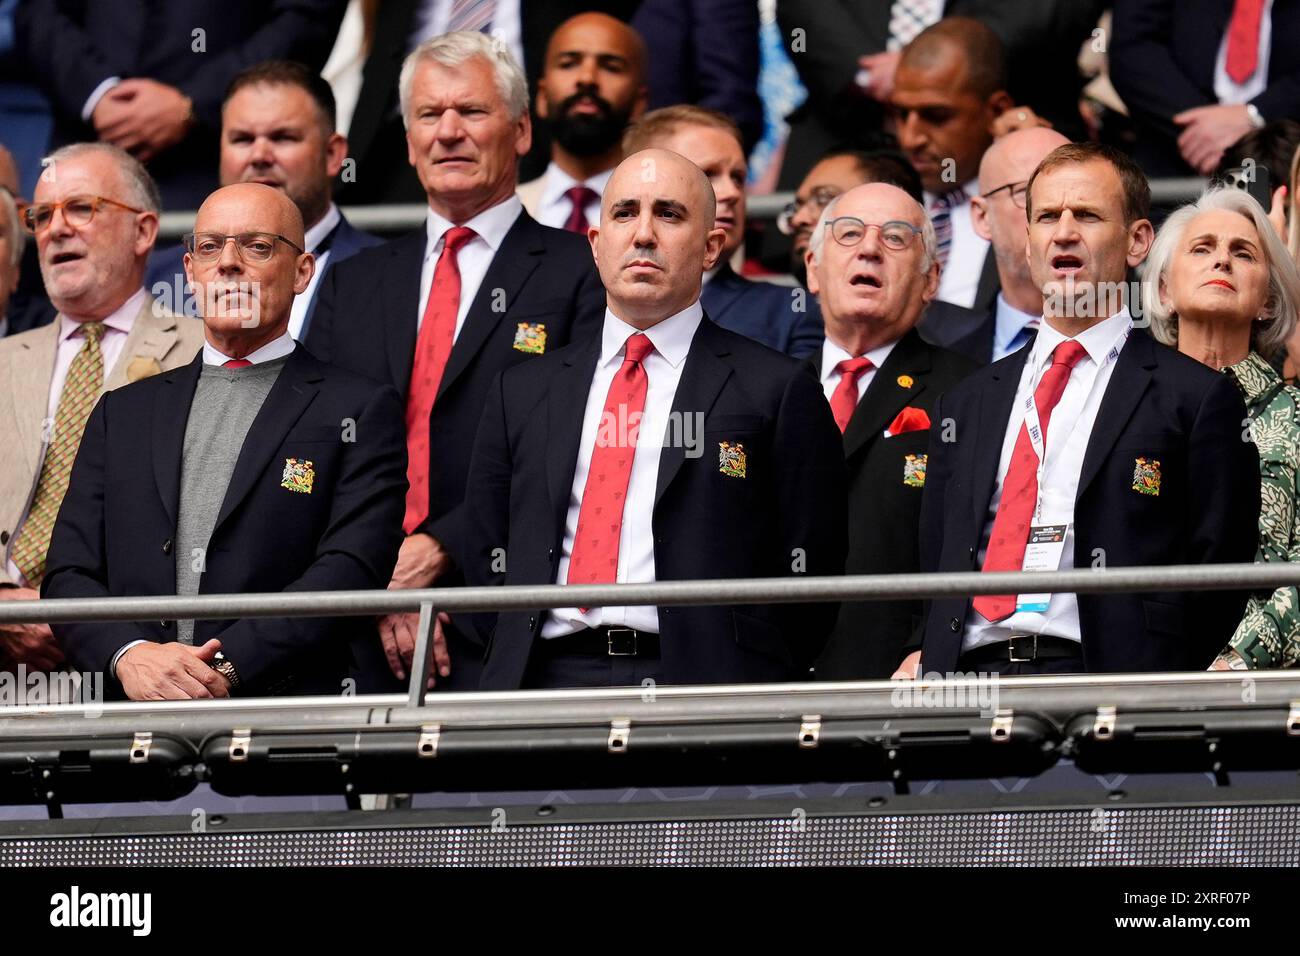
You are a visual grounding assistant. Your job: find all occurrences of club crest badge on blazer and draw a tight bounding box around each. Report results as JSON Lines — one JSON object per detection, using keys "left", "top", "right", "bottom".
{"left": 1132, "top": 457, "right": 1161, "bottom": 496}
{"left": 281, "top": 458, "right": 315, "bottom": 494}
{"left": 512, "top": 322, "right": 547, "bottom": 354}
{"left": 903, "top": 453, "right": 927, "bottom": 488}
{"left": 896, "top": 374, "right": 914, "bottom": 388}
{"left": 718, "top": 441, "right": 747, "bottom": 478}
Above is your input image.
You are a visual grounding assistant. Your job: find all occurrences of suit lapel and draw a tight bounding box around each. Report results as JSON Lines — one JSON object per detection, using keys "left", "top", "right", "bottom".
{"left": 212, "top": 350, "right": 323, "bottom": 533}
{"left": 546, "top": 336, "right": 602, "bottom": 531}
{"left": 970, "top": 346, "right": 1028, "bottom": 532}
{"left": 384, "top": 230, "right": 427, "bottom": 394}
{"left": 842, "top": 329, "right": 931, "bottom": 460}
{"left": 151, "top": 354, "right": 204, "bottom": 527}
{"left": 655, "top": 319, "right": 732, "bottom": 509}
{"left": 1077, "top": 330, "right": 1156, "bottom": 500}
{"left": 438, "top": 212, "right": 545, "bottom": 400}
{"left": 9, "top": 321, "right": 60, "bottom": 475}
{"left": 105, "top": 298, "right": 180, "bottom": 390}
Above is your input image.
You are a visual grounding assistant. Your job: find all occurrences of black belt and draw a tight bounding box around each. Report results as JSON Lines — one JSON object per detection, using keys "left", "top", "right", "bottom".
{"left": 960, "top": 634, "right": 1082, "bottom": 666}
{"left": 541, "top": 627, "right": 661, "bottom": 658}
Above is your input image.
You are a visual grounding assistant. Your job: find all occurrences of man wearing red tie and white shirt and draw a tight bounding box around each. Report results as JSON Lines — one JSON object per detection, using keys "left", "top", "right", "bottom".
{"left": 464, "top": 147, "right": 846, "bottom": 689}
{"left": 307, "top": 32, "right": 604, "bottom": 691}
{"left": 903, "top": 143, "right": 1259, "bottom": 677}
{"left": 804, "top": 182, "right": 975, "bottom": 680}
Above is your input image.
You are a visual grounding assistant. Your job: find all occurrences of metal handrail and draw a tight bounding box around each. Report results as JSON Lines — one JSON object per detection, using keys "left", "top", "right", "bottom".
{"left": 151, "top": 178, "right": 1211, "bottom": 239}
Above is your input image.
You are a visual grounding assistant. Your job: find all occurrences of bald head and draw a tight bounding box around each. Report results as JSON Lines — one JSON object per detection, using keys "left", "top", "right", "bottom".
{"left": 187, "top": 183, "right": 313, "bottom": 358}
{"left": 899, "top": 17, "right": 1007, "bottom": 99}
{"left": 545, "top": 12, "right": 646, "bottom": 74}
{"left": 593, "top": 148, "right": 726, "bottom": 327}
{"left": 978, "top": 128, "right": 1071, "bottom": 194}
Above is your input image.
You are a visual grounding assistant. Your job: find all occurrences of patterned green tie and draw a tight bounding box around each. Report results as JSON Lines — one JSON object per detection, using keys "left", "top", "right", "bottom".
{"left": 11, "top": 321, "right": 106, "bottom": 586}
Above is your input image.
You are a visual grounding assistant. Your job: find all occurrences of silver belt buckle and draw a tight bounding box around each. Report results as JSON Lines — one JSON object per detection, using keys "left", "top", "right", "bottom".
{"left": 1007, "top": 634, "right": 1037, "bottom": 663}
{"left": 607, "top": 628, "right": 637, "bottom": 656}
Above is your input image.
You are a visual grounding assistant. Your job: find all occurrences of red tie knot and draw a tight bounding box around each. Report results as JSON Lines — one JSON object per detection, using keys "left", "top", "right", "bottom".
{"left": 835, "top": 356, "right": 873, "bottom": 381}
{"left": 565, "top": 185, "right": 599, "bottom": 208}
{"left": 1051, "top": 340, "right": 1088, "bottom": 370}
{"left": 223, "top": 358, "right": 252, "bottom": 369}
{"left": 624, "top": 333, "right": 654, "bottom": 366}
{"left": 442, "top": 226, "right": 476, "bottom": 255}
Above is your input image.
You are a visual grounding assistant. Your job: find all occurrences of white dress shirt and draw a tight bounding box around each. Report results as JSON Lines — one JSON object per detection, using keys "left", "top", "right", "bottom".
{"left": 202, "top": 329, "right": 296, "bottom": 366}
{"left": 926, "top": 179, "right": 989, "bottom": 309}
{"left": 408, "top": 0, "right": 525, "bottom": 76}
{"left": 962, "top": 307, "right": 1134, "bottom": 652}
{"left": 818, "top": 336, "right": 900, "bottom": 406}
{"left": 418, "top": 195, "right": 522, "bottom": 339}
{"left": 991, "top": 293, "right": 1043, "bottom": 363}
{"left": 535, "top": 162, "right": 612, "bottom": 231}
{"left": 543, "top": 301, "right": 705, "bottom": 637}
{"left": 288, "top": 203, "right": 341, "bottom": 341}
{"left": 1214, "top": 0, "right": 1273, "bottom": 106}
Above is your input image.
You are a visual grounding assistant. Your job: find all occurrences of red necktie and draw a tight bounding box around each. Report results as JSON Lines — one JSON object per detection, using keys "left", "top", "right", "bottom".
{"left": 1226, "top": 0, "right": 1267, "bottom": 84}
{"left": 566, "top": 334, "right": 654, "bottom": 597}
{"left": 562, "top": 185, "right": 599, "bottom": 234}
{"left": 829, "top": 357, "right": 873, "bottom": 432}
{"left": 223, "top": 359, "right": 252, "bottom": 369}
{"left": 973, "top": 340, "right": 1088, "bottom": 623}
{"left": 404, "top": 225, "right": 476, "bottom": 533}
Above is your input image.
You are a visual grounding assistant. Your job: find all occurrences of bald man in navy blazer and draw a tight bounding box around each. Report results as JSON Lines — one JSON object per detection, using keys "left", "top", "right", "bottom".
{"left": 463, "top": 149, "right": 846, "bottom": 689}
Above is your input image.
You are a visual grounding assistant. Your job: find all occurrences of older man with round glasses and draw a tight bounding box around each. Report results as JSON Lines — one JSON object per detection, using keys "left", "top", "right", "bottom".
{"left": 43, "top": 182, "right": 407, "bottom": 700}
{"left": 803, "top": 182, "right": 975, "bottom": 680}
{"left": 0, "top": 143, "right": 202, "bottom": 677}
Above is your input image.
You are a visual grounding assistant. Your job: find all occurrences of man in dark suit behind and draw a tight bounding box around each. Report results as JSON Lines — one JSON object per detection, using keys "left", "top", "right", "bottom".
{"left": 307, "top": 32, "right": 605, "bottom": 692}
{"left": 805, "top": 183, "right": 976, "bottom": 680}
{"left": 903, "top": 143, "right": 1259, "bottom": 679}
{"left": 464, "top": 148, "right": 847, "bottom": 690}
{"left": 44, "top": 183, "right": 407, "bottom": 699}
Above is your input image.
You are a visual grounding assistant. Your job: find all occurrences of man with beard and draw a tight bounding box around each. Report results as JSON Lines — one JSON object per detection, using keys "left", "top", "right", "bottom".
{"left": 517, "top": 13, "right": 648, "bottom": 233}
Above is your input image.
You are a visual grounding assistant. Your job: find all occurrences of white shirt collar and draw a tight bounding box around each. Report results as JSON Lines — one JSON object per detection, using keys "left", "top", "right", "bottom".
{"left": 304, "top": 202, "right": 341, "bottom": 254}
{"left": 599, "top": 300, "right": 704, "bottom": 370}
{"left": 424, "top": 194, "right": 523, "bottom": 260}
{"left": 540, "top": 162, "right": 614, "bottom": 209}
{"left": 1031, "top": 306, "right": 1133, "bottom": 373}
{"left": 994, "top": 292, "right": 1042, "bottom": 353}
{"left": 819, "top": 334, "right": 900, "bottom": 386}
{"left": 58, "top": 287, "right": 147, "bottom": 340}
{"left": 202, "top": 329, "right": 296, "bottom": 366}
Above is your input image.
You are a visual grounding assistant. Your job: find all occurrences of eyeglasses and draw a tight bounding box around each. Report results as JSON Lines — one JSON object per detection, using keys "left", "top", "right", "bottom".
{"left": 777, "top": 186, "right": 842, "bottom": 235}
{"left": 22, "top": 194, "right": 145, "bottom": 233}
{"left": 184, "top": 232, "right": 306, "bottom": 263}
{"left": 824, "top": 217, "right": 923, "bottom": 250}
{"left": 983, "top": 180, "right": 1029, "bottom": 209}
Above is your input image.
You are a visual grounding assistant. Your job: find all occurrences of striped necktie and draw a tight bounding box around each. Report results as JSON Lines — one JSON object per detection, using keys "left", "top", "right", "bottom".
{"left": 929, "top": 186, "right": 967, "bottom": 272}
{"left": 10, "top": 322, "right": 107, "bottom": 586}
{"left": 448, "top": 0, "right": 496, "bottom": 33}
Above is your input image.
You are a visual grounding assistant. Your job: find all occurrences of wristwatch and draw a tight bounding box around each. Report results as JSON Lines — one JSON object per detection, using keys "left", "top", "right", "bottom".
{"left": 210, "top": 650, "right": 242, "bottom": 689}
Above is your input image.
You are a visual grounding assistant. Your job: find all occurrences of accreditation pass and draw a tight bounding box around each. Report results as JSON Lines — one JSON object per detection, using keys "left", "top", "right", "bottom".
{"left": 1016, "top": 523, "right": 1068, "bottom": 614}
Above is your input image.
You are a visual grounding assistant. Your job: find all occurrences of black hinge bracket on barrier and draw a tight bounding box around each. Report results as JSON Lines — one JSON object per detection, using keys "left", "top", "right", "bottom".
{"left": 885, "top": 745, "right": 909, "bottom": 796}
{"left": 1207, "top": 738, "right": 1230, "bottom": 788}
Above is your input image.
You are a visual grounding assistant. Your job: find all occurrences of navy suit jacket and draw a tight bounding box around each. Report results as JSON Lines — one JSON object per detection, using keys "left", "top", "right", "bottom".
{"left": 918, "top": 329, "right": 1260, "bottom": 674}
{"left": 465, "top": 317, "right": 848, "bottom": 690}
{"left": 306, "top": 209, "right": 605, "bottom": 575}
{"left": 701, "top": 265, "right": 824, "bottom": 359}
{"left": 813, "top": 329, "right": 977, "bottom": 680}
{"left": 1111, "top": 0, "right": 1300, "bottom": 176}
{"left": 43, "top": 347, "right": 408, "bottom": 697}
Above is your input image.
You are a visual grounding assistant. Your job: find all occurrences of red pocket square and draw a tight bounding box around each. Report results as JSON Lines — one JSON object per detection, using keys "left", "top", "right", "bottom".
{"left": 885, "top": 406, "right": 931, "bottom": 437}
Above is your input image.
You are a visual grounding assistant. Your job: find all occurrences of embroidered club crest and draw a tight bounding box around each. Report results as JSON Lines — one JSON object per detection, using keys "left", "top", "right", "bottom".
{"left": 513, "top": 322, "right": 547, "bottom": 354}
{"left": 896, "top": 374, "right": 914, "bottom": 388}
{"left": 903, "top": 453, "right": 927, "bottom": 488}
{"left": 718, "top": 441, "right": 747, "bottom": 478}
{"left": 1132, "top": 457, "right": 1161, "bottom": 496}
{"left": 281, "top": 457, "right": 315, "bottom": 494}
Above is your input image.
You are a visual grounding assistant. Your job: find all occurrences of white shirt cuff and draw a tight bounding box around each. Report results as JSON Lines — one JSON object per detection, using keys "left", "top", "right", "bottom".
{"left": 82, "top": 77, "right": 122, "bottom": 123}
{"left": 110, "top": 639, "right": 147, "bottom": 676}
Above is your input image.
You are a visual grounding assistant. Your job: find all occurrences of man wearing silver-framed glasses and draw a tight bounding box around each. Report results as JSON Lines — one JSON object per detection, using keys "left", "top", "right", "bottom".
{"left": 804, "top": 182, "right": 975, "bottom": 680}
{"left": 43, "top": 182, "right": 407, "bottom": 700}
{"left": 0, "top": 143, "right": 202, "bottom": 680}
